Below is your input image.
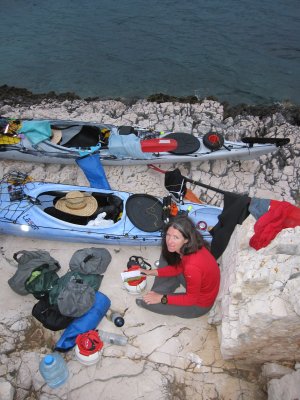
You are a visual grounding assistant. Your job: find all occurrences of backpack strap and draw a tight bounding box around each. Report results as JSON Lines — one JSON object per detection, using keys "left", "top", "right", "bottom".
{"left": 13, "top": 250, "right": 26, "bottom": 262}
{"left": 127, "top": 256, "right": 151, "bottom": 270}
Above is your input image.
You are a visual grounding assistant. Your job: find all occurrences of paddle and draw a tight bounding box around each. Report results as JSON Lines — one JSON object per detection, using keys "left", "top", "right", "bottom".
{"left": 148, "top": 164, "right": 252, "bottom": 261}
{"left": 148, "top": 164, "right": 227, "bottom": 195}
{"left": 241, "top": 137, "right": 290, "bottom": 147}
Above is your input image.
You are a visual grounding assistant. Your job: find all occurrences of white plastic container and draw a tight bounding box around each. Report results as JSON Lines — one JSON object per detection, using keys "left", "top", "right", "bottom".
{"left": 75, "top": 345, "right": 102, "bottom": 366}
{"left": 122, "top": 266, "right": 147, "bottom": 294}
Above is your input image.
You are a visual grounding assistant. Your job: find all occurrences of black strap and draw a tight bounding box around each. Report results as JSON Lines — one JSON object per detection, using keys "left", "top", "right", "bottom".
{"left": 127, "top": 256, "right": 152, "bottom": 270}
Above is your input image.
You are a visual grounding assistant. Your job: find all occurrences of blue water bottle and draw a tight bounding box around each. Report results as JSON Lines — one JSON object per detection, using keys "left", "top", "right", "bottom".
{"left": 39, "top": 353, "right": 69, "bottom": 388}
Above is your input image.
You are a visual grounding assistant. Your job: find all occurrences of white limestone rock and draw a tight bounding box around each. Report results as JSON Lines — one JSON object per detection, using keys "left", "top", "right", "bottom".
{"left": 10, "top": 319, "right": 30, "bottom": 332}
{"left": 281, "top": 277, "right": 300, "bottom": 316}
{"left": 0, "top": 379, "right": 14, "bottom": 400}
{"left": 262, "top": 362, "right": 294, "bottom": 379}
{"left": 16, "top": 362, "right": 32, "bottom": 391}
{"left": 0, "top": 98, "right": 298, "bottom": 399}
{"left": 210, "top": 214, "right": 300, "bottom": 363}
{"left": 268, "top": 369, "right": 300, "bottom": 400}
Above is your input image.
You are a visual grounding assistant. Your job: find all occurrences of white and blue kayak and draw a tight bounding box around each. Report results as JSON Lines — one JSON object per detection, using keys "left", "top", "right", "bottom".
{"left": 0, "top": 118, "right": 289, "bottom": 166}
{"left": 0, "top": 172, "right": 222, "bottom": 246}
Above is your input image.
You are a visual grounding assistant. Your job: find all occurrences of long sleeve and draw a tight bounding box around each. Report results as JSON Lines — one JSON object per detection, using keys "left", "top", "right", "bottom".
{"left": 159, "top": 248, "right": 220, "bottom": 308}
{"left": 167, "top": 260, "right": 203, "bottom": 306}
{"left": 157, "top": 263, "right": 183, "bottom": 277}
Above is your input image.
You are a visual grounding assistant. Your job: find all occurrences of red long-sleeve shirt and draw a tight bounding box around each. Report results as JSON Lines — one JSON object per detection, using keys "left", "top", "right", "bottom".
{"left": 157, "top": 247, "right": 220, "bottom": 307}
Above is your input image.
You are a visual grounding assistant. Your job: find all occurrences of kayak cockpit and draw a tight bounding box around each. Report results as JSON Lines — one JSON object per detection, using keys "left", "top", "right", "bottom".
{"left": 50, "top": 124, "right": 110, "bottom": 149}
{"left": 36, "top": 190, "right": 123, "bottom": 226}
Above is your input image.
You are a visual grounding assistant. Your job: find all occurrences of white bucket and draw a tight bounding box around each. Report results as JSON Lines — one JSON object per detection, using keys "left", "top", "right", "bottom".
{"left": 122, "top": 266, "right": 147, "bottom": 295}
{"left": 75, "top": 345, "right": 101, "bottom": 366}
{"left": 123, "top": 277, "right": 147, "bottom": 294}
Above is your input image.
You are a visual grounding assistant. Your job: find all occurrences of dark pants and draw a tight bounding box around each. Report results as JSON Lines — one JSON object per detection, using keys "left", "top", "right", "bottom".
{"left": 137, "top": 255, "right": 212, "bottom": 318}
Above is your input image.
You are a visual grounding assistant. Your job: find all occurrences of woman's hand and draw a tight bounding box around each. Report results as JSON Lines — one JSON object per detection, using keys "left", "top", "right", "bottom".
{"left": 137, "top": 268, "right": 158, "bottom": 277}
{"left": 142, "top": 291, "right": 163, "bottom": 304}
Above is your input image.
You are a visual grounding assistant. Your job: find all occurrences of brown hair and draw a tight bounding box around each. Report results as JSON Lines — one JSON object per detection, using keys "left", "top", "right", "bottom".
{"left": 161, "top": 215, "right": 208, "bottom": 265}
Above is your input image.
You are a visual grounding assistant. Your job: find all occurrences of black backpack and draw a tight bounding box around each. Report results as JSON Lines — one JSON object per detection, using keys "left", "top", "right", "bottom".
{"left": 32, "top": 295, "right": 74, "bottom": 331}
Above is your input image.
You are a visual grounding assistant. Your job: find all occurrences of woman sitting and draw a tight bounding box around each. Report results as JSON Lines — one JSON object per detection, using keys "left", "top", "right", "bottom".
{"left": 136, "top": 215, "right": 220, "bottom": 318}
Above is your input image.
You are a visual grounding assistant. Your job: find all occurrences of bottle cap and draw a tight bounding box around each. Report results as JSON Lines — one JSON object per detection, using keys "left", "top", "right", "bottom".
{"left": 114, "top": 316, "right": 125, "bottom": 327}
{"left": 44, "top": 355, "right": 54, "bottom": 365}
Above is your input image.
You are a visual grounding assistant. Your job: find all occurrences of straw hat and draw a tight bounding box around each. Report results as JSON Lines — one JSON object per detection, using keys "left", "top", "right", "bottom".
{"left": 55, "top": 191, "right": 98, "bottom": 216}
{"left": 50, "top": 129, "right": 62, "bottom": 144}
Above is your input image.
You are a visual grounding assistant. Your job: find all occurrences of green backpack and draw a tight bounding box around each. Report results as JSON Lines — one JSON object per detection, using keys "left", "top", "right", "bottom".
{"left": 25, "top": 264, "right": 60, "bottom": 299}
{"left": 8, "top": 250, "right": 61, "bottom": 296}
{"left": 49, "top": 271, "right": 103, "bottom": 305}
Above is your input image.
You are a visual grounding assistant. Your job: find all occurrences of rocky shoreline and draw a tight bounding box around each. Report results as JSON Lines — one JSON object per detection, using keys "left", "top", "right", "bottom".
{"left": 0, "top": 91, "right": 299, "bottom": 206}
{"left": 0, "top": 94, "right": 299, "bottom": 400}
{"left": 1, "top": 84, "right": 300, "bottom": 125}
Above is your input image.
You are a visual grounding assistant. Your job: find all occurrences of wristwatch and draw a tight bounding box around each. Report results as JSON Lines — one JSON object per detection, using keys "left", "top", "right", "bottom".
{"left": 161, "top": 294, "right": 168, "bottom": 304}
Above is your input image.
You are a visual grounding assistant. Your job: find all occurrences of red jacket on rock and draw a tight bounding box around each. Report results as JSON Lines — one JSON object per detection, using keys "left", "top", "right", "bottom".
{"left": 250, "top": 200, "right": 300, "bottom": 250}
{"left": 157, "top": 247, "right": 220, "bottom": 307}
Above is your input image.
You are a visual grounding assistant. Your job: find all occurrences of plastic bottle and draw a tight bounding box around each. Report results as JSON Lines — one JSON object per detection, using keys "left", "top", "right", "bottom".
{"left": 39, "top": 353, "right": 69, "bottom": 388}
{"left": 98, "top": 330, "right": 128, "bottom": 346}
{"left": 106, "top": 310, "right": 125, "bottom": 327}
{"left": 111, "top": 312, "right": 125, "bottom": 327}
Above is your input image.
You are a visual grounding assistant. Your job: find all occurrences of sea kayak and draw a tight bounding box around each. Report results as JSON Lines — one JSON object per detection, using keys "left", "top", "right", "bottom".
{"left": 0, "top": 118, "right": 289, "bottom": 166}
{"left": 0, "top": 172, "right": 222, "bottom": 245}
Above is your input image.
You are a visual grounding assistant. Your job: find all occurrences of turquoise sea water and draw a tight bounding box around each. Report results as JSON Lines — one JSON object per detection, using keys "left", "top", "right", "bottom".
{"left": 1, "top": 0, "right": 299, "bottom": 105}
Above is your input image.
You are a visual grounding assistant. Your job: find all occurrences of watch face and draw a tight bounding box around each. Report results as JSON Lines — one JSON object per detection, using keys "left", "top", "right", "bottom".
{"left": 161, "top": 295, "right": 168, "bottom": 304}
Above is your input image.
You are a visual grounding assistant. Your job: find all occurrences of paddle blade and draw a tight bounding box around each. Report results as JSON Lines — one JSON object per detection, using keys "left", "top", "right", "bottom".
{"left": 141, "top": 138, "right": 177, "bottom": 153}
{"left": 184, "top": 188, "right": 204, "bottom": 204}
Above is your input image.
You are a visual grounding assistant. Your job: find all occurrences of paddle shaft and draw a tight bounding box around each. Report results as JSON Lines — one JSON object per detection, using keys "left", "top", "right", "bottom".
{"left": 183, "top": 176, "right": 227, "bottom": 195}
{"left": 148, "top": 164, "right": 227, "bottom": 195}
